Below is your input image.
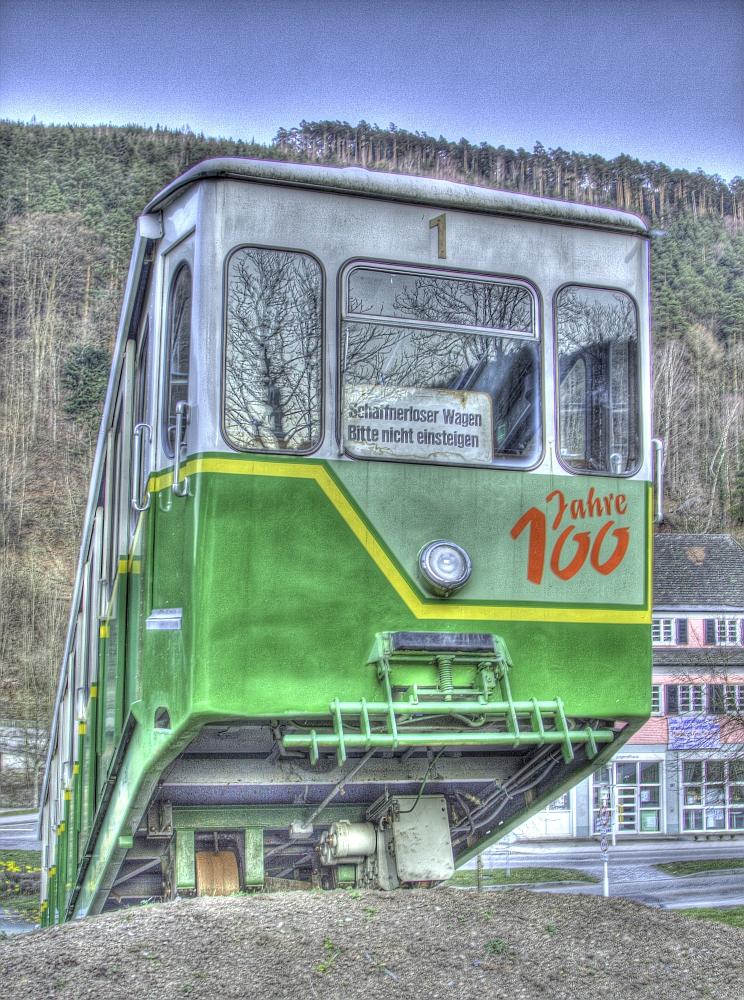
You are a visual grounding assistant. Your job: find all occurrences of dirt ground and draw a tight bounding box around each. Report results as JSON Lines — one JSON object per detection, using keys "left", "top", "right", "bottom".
{"left": 0, "top": 888, "right": 742, "bottom": 1000}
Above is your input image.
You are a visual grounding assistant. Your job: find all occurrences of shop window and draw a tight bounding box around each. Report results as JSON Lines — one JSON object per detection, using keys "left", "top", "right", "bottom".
{"left": 592, "top": 761, "right": 662, "bottom": 834}
{"left": 682, "top": 760, "right": 744, "bottom": 831}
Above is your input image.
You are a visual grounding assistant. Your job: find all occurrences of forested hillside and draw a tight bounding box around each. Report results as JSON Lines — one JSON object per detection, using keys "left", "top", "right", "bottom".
{"left": 0, "top": 118, "right": 742, "bottom": 730}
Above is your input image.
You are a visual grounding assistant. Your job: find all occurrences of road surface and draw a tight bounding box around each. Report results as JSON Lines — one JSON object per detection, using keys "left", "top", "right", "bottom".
{"left": 469, "top": 837, "right": 744, "bottom": 908}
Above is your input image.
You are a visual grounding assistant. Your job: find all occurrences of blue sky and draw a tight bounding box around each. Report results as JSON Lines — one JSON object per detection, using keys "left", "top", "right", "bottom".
{"left": 0, "top": 0, "right": 742, "bottom": 180}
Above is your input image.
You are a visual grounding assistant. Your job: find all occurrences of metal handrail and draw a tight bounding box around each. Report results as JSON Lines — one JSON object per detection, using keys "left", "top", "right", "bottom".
{"left": 172, "top": 401, "right": 190, "bottom": 497}
{"left": 131, "top": 422, "right": 151, "bottom": 511}
{"left": 652, "top": 438, "right": 664, "bottom": 523}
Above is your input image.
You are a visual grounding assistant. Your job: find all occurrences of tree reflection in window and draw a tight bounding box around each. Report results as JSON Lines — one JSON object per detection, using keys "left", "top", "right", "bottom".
{"left": 556, "top": 286, "right": 639, "bottom": 474}
{"left": 342, "top": 268, "right": 540, "bottom": 465}
{"left": 225, "top": 248, "right": 322, "bottom": 452}
{"left": 348, "top": 268, "right": 533, "bottom": 333}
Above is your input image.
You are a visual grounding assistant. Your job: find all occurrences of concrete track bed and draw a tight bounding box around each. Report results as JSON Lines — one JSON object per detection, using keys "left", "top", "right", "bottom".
{"left": 1, "top": 889, "right": 741, "bottom": 999}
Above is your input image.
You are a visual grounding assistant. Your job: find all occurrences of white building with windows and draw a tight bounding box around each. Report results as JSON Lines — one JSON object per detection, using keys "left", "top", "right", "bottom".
{"left": 516, "top": 534, "right": 744, "bottom": 839}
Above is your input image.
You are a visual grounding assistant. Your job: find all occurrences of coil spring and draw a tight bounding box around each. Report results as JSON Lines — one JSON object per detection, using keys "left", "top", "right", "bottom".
{"left": 437, "top": 655, "right": 455, "bottom": 701}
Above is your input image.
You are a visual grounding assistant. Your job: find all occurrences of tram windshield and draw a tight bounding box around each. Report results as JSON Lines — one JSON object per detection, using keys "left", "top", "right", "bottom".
{"left": 556, "top": 286, "right": 639, "bottom": 475}
{"left": 341, "top": 266, "right": 541, "bottom": 467}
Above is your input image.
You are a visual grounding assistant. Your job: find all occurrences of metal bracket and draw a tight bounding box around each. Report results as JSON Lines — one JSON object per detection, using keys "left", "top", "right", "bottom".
{"left": 147, "top": 800, "right": 173, "bottom": 838}
{"left": 283, "top": 634, "right": 615, "bottom": 763}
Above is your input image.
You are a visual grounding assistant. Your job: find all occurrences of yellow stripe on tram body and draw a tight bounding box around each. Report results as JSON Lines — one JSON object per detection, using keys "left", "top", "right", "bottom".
{"left": 149, "top": 457, "right": 651, "bottom": 626}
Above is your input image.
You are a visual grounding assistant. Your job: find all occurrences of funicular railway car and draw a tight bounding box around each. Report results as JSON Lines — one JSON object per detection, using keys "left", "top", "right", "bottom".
{"left": 39, "top": 159, "right": 659, "bottom": 923}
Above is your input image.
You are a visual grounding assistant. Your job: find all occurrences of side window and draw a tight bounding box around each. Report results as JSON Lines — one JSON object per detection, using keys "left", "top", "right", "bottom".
{"left": 132, "top": 318, "right": 150, "bottom": 530}
{"left": 163, "top": 264, "right": 192, "bottom": 457}
{"left": 556, "top": 285, "right": 639, "bottom": 475}
{"left": 223, "top": 247, "right": 323, "bottom": 452}
{"left": 106, "top": 408, "right": 123, "bottom": 597}
{"left": 135, "top": 318, "right": 150, "bottom": 428}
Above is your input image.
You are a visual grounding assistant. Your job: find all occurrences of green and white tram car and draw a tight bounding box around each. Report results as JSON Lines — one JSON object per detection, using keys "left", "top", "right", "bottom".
{"left": 39, "top": 159, "right": 659, "bottom": 922}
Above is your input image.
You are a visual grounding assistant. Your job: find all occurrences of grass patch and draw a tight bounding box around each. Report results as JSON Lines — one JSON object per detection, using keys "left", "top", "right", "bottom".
{"left": 656, "top": 858, "right": 744, "bottom": 877}
{"left": 446, "top": 867, "right": 597, "bottom": 887}
{"left": 681, "top": 905, "right": 744, "bottom": 929}
{"left": 2, "top": 893, "right": 40, "bottom": 915}
{"left": 0, "top": 850, "right": 41, "bottom": 868}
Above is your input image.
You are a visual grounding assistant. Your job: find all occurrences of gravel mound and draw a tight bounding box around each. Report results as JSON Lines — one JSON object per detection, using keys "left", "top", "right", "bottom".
{"left": 1, "top": 889, "right": 741, "bottom": 999}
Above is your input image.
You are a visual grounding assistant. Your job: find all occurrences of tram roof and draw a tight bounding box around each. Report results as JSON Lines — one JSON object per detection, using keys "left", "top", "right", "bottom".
{"left": 144, "top": 157, "right": 648, "bottom": 236}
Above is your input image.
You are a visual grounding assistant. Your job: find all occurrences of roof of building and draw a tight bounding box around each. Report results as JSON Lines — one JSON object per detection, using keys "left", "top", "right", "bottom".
{"left": 653, "top": 534, "right": 744, "bottom": 610}
{"left": 143, "top": 157, "right": 648, "bottom": 235}
{"left": 653, "top": 648, "right": 744, "bottom": 669}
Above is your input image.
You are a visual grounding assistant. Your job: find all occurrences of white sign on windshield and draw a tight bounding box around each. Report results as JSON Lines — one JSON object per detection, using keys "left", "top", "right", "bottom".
{"left": 343, "top": 384, "right": 493, "bottom": 464}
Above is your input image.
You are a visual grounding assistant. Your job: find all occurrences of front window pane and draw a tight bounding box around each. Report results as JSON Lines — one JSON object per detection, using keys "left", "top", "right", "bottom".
{"left": 342, "top": 267, "right": 540, "bottom": 467}
{"left": 347, "top": 267, "right": 533, "bottom": 333}
{"left": 556, "top": 286, "right": 639, "bottom": 474}
{"left": 224, "top": 248, "right": 323, "bottom": 452}
{"left": 163, "top": 264, "right": 192, "bottom": 456}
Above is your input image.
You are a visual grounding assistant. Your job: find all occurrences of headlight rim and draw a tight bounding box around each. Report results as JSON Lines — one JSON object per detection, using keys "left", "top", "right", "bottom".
{"left": 417, "top": 539, "right": 472, "bottom": 598}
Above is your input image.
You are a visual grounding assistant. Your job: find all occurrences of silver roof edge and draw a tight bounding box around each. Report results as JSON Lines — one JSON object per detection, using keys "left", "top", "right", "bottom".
{"left": 39, "top": 214, "right": 161, "bottom": 830}
{"left": 144, "top": 157, "right": 648, "bottom": 235}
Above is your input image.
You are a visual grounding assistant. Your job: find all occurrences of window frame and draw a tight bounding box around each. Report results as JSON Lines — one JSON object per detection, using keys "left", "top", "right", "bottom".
{"left": 716, "top": 617, "right": 742, "bottom": 646}
{"left": 553, "top": 281, "right": 642, "bottom": 478}
{"left": 678, "top": 684, "right": 705, "bottom": 714}
{"left": 220, "top": 243, "right": 326, "bottom": 456}
{"left": 162, "top": 261, "right": 193, "bottom": 459}
{"left": 682, "top": 759, "right": 744, "bottom": 832}
{"left": 338, "top": 258, "right": 544, "bottom": 471}
{"left": 652, "top": 618, "right": 675, "bottom": 645}
{"left": 651, "top": 684, "right": 662, "bottom": 714}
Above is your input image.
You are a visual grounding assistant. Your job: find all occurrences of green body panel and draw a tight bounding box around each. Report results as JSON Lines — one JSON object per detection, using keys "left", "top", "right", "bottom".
{"left": 146, "top": 455, "right": 650, "bottom": 728}
{"left": 331, "top": 460, "right": 647, "bottom": 609}
{"left": 52, "top": 452, "right": 652, "bottom": 920}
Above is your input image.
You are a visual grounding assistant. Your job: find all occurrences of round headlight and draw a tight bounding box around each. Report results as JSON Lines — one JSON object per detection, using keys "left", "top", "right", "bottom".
{"left": 418, "top": 540, "right": 472, "bottom": 597}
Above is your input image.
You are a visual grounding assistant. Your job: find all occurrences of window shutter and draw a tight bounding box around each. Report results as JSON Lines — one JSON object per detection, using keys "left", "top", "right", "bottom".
{"left": 665, "top": 684, "right": 679, "bottom": 715}
{"left": 676, "top": 618, "right": 688, "bottom": 644}
{"left": 708, "top": 684, "right": 725, "bottom": 715}
{"left": 704, "top": 619, "right": 716, "bottom": 645}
